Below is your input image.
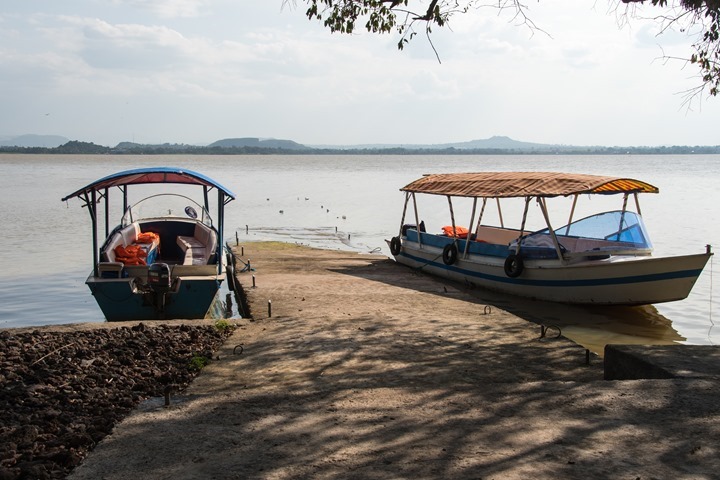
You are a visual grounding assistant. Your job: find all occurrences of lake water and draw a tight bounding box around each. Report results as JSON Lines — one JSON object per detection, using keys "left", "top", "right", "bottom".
{"left": 1, "top": 153, "right": 718, "bottom": 354}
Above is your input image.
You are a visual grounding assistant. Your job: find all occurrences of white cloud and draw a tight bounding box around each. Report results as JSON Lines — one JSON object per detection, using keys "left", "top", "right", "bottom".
{"left": 110, "top": 0, "right": 212, "bottom": 18}
{"left": 0, "top": 0, "right": 718, "bottom": 146}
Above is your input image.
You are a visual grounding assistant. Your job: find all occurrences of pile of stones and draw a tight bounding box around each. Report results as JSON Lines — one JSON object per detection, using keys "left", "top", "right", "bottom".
{"left": 0, "top": 322, "right": 233, "bottom": 479}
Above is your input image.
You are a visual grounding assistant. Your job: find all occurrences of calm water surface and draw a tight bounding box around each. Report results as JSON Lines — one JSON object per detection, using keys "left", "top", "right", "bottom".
{"left": 1, "top": 154, "right": 717, "bottom": 354}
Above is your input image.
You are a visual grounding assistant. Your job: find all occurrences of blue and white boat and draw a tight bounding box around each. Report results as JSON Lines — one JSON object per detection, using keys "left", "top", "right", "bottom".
{"left": 388, "top": 171, "right": 712, "bottom": 306}
{"left": 62, "top": 167, "right": 235, "bottom": 321}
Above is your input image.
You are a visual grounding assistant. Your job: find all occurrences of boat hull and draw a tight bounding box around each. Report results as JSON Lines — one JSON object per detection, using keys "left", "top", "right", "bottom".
{"left": 391, "top": 239, "right": 711, "bottom": 306}
{"left": 87, "top": 275, "right": 222, "bottom": 321}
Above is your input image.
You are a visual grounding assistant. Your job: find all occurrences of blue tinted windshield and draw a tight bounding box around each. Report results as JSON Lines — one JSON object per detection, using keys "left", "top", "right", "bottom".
{"left": 547, "top": 211, "right": 652, "bottom": 248}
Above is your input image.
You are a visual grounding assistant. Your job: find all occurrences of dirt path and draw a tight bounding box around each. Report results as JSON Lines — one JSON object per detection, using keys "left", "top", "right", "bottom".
{"left": 69, "top": 242, "right": 720, "bottom": 479}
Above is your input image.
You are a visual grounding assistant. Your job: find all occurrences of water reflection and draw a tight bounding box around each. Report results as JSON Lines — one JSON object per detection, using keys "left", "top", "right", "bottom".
{"left": 462, "top": 287, "right": 685, "bottom": 357}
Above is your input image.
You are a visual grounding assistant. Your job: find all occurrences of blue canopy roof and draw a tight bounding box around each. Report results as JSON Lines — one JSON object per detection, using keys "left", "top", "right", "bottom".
{"left": 62, "top": 167, "right": 236, "bottom": 202}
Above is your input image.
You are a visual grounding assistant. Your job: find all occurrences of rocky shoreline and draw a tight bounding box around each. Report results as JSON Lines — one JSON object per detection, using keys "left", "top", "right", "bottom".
{"left": 0, "top": 322, "right": 233, "bottom": 480}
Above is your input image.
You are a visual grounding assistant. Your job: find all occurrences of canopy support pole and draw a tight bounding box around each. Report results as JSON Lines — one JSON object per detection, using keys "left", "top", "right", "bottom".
{"left": 411, "top": 192, "right": 422, "bottom": 247}
{"left": 565, "top": 194, "right": 578, "bottom": 236}
{"left": 539, "top": 197, "right": 566, "bottom": 262}
{"left": 104, "top": 188, "right": 110, "bottom": 239}
{"left": 514, "top": 197, "right": 531, "bottom": 255}
{"left": 121, "top": 185, "right": 128, "bottom": 215}
{"left": 217, "top": 192, "right": 225, "bottom": 275}
{"left": 463, "top": 198, "right": 478, "bottom": 259}
{"left": 89, "top": 190, "right": 99, "bottom": 277}
{"left": 616, "top": 193, "right": 629, "bottom": 241}
{"left": 634, "top": 192, "right": 642, "bottom": 216}
{"left": 496, "top": 198, "right": 504, "bottom": 228}
{"left": 474, "top": 198, "right": 487, "bottom": 238}
{"left": 447, "top": 195, "right": 459, "bottom": 250}
{"left": 447, "top": 195, "right": 457, "bottom": 229}
{"left": 398, "top": 191, "right": 409, "bottom": 236}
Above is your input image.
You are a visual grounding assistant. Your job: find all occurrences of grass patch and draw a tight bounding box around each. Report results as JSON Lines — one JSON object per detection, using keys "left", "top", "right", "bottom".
{"left": 188, "top": 354, "right": 210, "bottom": 372}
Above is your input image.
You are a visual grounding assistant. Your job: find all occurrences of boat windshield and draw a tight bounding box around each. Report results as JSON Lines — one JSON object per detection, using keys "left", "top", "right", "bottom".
{"left": 538, "top": 210, "right": 652, "bottom": 249}
{"left": 122, "top": 194, "right": 213, "bottom": 227}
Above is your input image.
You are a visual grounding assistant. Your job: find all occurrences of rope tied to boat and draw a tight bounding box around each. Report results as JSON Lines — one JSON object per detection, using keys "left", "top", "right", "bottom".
{"left": 411, "top": 251, "right": 444, "bottom": 273}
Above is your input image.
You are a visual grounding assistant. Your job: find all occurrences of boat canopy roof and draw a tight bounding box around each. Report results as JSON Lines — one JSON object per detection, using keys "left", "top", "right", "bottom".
{"left": 401, "top": 172, "right": 659, "bottom": 198}
{"left": 62, "top": 167, "right": 236, "bottom": 202}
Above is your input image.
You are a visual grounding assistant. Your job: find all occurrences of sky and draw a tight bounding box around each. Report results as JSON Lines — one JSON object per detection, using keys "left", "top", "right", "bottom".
{"left": 1, "top": 0, "right": 719, "bottom": 148}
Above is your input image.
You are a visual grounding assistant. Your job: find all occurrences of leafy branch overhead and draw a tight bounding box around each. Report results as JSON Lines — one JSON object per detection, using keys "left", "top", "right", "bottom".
{"left": 291, "top": 0, "right": 720, "bottom": 97}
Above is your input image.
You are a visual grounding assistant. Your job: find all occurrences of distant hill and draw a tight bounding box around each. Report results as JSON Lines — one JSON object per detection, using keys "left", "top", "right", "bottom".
{"left": 436, "top": 136, "right": 566, "bottom": 150}
{"left": 107, "top": 135, "right": 570, "bottom": 151}
{"left": 2, "top": 134, "right": 718, "bottom": 155}
{"left": 114, "top": 142, "right": 198, "bottom": 152}
{"left": 208, "top": 137, "right": 309, "bottom": 150}
{"left": 308, "top": 136, "right": 569, "bottom": 151}
{"left": 0, "top": 134, "right": 69, "bottom": 148}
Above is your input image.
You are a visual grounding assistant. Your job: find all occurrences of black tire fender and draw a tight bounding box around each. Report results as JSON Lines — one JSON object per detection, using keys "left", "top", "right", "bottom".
{"left": 504, "top": 253, "right": 524, "bottom": 278}
{"left": 390, "top": 236, "right": 402, "bottom": 256}
{"left": 225, "top": 255, "right": 235, "bottom": 291}
{"left": 442, "top": 243, "right": 458, "bottom": 265}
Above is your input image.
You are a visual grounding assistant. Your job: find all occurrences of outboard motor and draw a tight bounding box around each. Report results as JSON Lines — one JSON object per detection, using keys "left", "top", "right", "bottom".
{"left": 147, "top": 263, "right": 171, "bottom": 293}
{"left": 147, "top": 262, "right": 172, "bottom": 319}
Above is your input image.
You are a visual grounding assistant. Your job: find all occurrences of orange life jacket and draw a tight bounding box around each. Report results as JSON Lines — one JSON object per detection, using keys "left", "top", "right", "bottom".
{"left": 136, "top": 231, "right": 159, "bottom": 244}
{"left": 442, "top": 225, "right": 469, "bottom": 238}
{"left": 115, "top": 244, "right": 148, "bottom": 265}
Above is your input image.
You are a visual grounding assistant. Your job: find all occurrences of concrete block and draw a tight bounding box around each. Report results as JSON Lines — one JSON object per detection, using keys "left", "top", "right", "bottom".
{"left": 604, "top": 344, "right": 720, "bottom": 380}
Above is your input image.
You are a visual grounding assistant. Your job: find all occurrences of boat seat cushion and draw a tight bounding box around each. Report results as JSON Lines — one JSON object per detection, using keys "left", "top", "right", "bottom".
{"left": 177, "top": 223, "right": 217, "bottom": 265}
{"left": 98, "top": 261, "right": 125, "bottom": 278}
{"left": 102, "top": 223, "right": 160, "bottom": 263}
{"left": 474, "top": 226, "right": 523, "bottom": 245}
{"left": 121, "top": 223, "right": 141, "bottom": 246}
{"left": 103, "top": 234, "right": 125, "bottom": 263}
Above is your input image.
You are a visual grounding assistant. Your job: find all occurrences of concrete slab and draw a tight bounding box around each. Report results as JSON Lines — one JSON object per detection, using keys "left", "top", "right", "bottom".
{"left": 605, "top": 344, "right": 720, "bottom": 380}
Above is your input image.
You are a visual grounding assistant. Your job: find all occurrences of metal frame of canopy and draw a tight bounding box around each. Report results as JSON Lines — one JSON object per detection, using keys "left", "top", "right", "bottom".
{"left": 62, "top": 167, "right": 236, "bottom": 277}
{"left": 397, "top": 172, "right": 659, "bottom": 264}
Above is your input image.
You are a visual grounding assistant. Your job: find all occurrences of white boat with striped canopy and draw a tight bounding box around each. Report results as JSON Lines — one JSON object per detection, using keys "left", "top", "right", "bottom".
{"left": 387, "top": 171, "right": 712, "bottom": 305}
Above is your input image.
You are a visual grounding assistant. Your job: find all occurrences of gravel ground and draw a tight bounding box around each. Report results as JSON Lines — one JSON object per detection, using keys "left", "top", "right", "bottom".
{"left": 0, "top": 322, "right": 233, "bottom": 480}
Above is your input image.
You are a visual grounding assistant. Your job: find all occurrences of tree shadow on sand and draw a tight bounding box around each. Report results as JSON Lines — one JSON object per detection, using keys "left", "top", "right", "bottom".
{"left": 70, "top": 255, "right": 720, "bottom": 479}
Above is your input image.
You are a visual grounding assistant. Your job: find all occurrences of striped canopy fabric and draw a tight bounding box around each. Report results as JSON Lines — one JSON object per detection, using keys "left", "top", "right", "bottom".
{"left": 401, "top": 172, "right": 659, "bottom": 198}
{"left": 62, "top": 167, "right": 236, "bottom": 202}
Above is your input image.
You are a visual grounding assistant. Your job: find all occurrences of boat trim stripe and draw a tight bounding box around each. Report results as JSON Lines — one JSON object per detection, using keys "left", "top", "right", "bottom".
{"left": 399, "top": 252, "right": 704, "bottom": 287}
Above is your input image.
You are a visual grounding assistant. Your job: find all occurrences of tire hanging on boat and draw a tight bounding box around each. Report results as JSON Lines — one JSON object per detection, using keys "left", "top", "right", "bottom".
{"left": 390, "top": 236, "right": 402, "bottom": 256}
{"left": 442, "top": 243, "right": 458, "bottom": 265}
{"left": 504, "top": 253, "right": 524, "bottom": 278}
{"left": 225, "top": 263, "right": 235, "bottom": 291}
{"left": 225, "top": 253, "right": 235, "bottom": 292}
